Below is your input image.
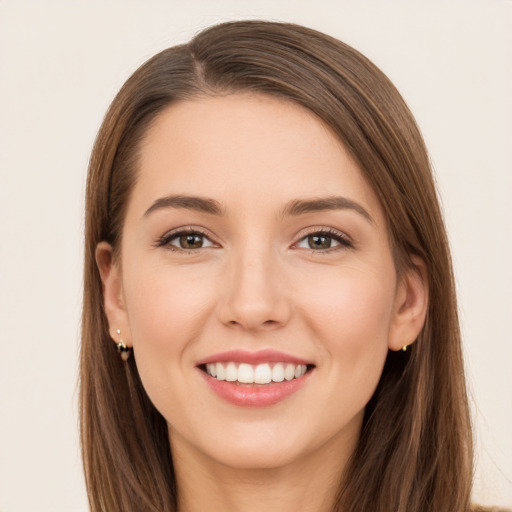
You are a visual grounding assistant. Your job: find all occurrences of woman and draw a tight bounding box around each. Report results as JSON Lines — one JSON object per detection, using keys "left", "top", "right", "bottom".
{"left": 81, "top": 20, "right": 490, "bottom": 511}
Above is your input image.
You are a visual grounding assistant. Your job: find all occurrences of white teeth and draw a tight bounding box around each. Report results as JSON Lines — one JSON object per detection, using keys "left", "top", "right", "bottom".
{"left": 254, "top": 363, "right": 272, "bottom": 384}
{"left": 284, "top": 363, "right": 295, "bottom": 381}
{"left": 205, "top": 362, "right": 309, "bottom": 384}
{"left": 272, "top": 363, "right": 285, "bottom": 382}
{"left": 225, "top": 362, "right": 237, "bottom": 382}
{"left": 237, "top": 363, "right": 254, "bottom": 383}
{"left": 206, "top": 363, "right": 217, "bottom": 377}
{"left": 215, "top": 362, "right": 225, "bottom": 380}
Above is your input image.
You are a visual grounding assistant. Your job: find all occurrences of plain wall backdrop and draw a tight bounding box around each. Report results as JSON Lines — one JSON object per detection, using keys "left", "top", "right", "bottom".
{"left": 0, "top": 1, "right": 511, "bottom": 510}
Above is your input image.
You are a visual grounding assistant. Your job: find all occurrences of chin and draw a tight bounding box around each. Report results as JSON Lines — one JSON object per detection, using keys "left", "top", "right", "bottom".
{"left": 205, "top": 439, "right": 306, "bottom": 470}
{"left": 168, "top": 416, "right": 314, "bottom": 470}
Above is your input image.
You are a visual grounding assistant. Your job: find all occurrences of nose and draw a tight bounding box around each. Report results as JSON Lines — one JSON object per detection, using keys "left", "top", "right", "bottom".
{"left": 217, "top": 245, "right": 291, "bottom": 332}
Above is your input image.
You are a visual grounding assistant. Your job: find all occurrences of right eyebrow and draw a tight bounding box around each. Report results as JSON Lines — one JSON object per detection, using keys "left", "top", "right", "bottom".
{"left": 281, "top": 196, "right": 374, "bottom": 224}
{"left": 143, "top": 195, "right": 224, "bottom": 218}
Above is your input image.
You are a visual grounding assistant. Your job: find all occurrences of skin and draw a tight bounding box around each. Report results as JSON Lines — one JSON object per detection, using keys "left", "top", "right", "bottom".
{"left": 97, "top": 93, "right": 428, "bottom": 512}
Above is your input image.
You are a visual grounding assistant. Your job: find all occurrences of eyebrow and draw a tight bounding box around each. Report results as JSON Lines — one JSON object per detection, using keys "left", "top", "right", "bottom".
{"left": 143, "top": 194, "right": 373, "bottom": 223}
{"left": 282, "top": 196, "right": 374, "bottom": 223}
{"left": 144, "top": 195, "right": 224, "bottom": 217}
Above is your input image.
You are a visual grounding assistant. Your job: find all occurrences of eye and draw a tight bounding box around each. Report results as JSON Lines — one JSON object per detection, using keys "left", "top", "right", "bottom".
{"left": 295, "top": 230, "right": 351, "bottom": 251}
{"left": 158, "top": 230, "right": 215, "bottom": 251}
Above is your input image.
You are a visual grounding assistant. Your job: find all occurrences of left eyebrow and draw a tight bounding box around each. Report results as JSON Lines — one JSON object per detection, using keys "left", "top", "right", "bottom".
{"left": 143, "top": 195, "right": 224, "bottom": 217}
{"left": 281, "top": 196, "right": 374, "bottom": 224}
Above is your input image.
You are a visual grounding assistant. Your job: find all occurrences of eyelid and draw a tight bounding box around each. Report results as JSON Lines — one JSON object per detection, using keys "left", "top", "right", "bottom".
{"left": 155, "top": 226, "right": 220, "bottom": 251}
{"left": 292, "top": 226, "right": 353, "bottom": 251}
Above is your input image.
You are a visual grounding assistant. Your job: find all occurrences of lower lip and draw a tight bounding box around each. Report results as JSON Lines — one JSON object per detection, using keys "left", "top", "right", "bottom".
{"left": 200, "top": 370, "right": 312, "bottom": 407}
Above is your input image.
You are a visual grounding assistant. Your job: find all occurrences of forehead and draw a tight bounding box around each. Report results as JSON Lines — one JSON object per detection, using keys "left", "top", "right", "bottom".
{"left": 131, "top": 93, "right": 383, "bottom": 220}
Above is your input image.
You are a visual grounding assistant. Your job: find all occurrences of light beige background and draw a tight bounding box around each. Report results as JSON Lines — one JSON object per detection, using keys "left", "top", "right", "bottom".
{"left": 0, "top": 1, "right": 511, "bottom": 510}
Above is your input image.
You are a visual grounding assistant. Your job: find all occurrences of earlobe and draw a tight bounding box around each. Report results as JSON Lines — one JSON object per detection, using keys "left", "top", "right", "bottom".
{"left": 95, "top": 242, "right": 132, "bottom": 347}
{"left": 388, "top": 256, "right": 429, "bottom": 352}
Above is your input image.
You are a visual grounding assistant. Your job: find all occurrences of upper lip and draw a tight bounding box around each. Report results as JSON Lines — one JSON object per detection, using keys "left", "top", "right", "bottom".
{"left": 196, "top": 349, "right": 314, "bottom": 367}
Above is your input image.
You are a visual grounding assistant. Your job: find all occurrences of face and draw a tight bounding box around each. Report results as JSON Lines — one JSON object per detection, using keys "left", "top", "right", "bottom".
{"left": 99, "top": 93, "right": 427, "bottom": 472}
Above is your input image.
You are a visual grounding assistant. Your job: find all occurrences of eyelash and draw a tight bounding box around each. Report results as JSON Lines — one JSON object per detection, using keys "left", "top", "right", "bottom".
{"left": 155, "top": 227, "right": 216, "bottom": 253}
{"left": 293, "top": 228, "right": 353, "bottom": 253}
{"left": 155, "top": 227, "right": 353, "bottom": 253}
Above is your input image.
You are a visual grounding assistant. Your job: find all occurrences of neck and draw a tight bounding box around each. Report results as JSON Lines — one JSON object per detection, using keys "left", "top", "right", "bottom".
{"left": 170, "top": 429, "right": 356, "bottom": 512}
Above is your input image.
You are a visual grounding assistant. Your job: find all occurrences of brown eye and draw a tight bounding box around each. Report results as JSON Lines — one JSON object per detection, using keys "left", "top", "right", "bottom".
{"left": 295, "top": 230, "right": 351, "bottom": 251}
{"left": 307, "top": 234, "right": 333, "bottom": 249}
{"left": 179, "top": 233, "right": 204, "bottom": 249}
{"left": 159, "top": 231, "right": 215, "bottom": 251}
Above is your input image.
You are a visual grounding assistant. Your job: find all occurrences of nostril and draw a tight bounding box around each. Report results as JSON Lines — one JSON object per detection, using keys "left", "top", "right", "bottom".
{"left": 226, "top": 318, "right": 283, "bottom": 329}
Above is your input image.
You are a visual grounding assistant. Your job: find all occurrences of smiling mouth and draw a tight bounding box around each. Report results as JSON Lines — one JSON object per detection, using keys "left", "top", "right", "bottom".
{"left": 202, "top": 362, "right": 312, "bottom": 385}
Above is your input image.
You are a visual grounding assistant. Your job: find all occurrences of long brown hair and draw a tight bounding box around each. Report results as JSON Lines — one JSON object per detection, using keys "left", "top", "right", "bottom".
{"left": 81, "top": 20, "right": 473, "bottom": 511}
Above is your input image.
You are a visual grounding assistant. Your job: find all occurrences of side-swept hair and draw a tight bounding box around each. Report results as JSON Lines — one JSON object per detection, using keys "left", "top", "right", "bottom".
{"left": 81, "top": 20, "right": 473, "bottom": 511}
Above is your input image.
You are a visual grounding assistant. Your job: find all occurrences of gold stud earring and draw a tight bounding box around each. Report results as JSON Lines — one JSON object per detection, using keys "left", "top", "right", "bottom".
{"left": 115, "top": 328, "right": 131, "bottom": 361}
{"left": 402, "top": 345, "right": 408, "bottom": 352}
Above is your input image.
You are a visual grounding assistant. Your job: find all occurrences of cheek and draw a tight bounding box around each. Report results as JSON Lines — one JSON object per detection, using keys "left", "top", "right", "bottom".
{"left": 124, "top": 263, "right": 214, "bottom": 347}
{"left": 121, "top": 263, "right": 217, "bottom": 408}
{"left": 303, "top": 264, "right": 395, "bottom": 335}
{"left": 298, "top": 265, "right": 396, "bottom": 381}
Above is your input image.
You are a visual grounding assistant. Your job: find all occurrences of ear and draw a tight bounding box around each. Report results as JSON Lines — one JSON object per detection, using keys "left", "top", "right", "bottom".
{"left": 96, "top": 241, "right": 132, "bottom": 348}
{"left": 388, "top": 255, "right": 429, "bottom": 351}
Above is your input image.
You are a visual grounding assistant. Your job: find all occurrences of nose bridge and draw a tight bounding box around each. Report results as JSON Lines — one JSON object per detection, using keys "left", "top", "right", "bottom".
{"left": 219, "top": 237, "right": 289, "bottom": 330}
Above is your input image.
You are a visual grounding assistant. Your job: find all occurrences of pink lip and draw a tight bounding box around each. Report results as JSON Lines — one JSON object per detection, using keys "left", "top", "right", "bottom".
{"left": 196, "top": 349, "right": 312, "bottom": 366}
{"left": 199, "top": 369, "right": 312, "bottom": 407}
{"left": 196, "top": 350, "right": 314, "bottom": 408}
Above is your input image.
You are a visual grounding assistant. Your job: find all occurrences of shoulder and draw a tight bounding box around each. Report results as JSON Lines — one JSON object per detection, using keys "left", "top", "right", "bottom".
{"left": 472, "top": 506, "right": 512, "bottom": 512}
